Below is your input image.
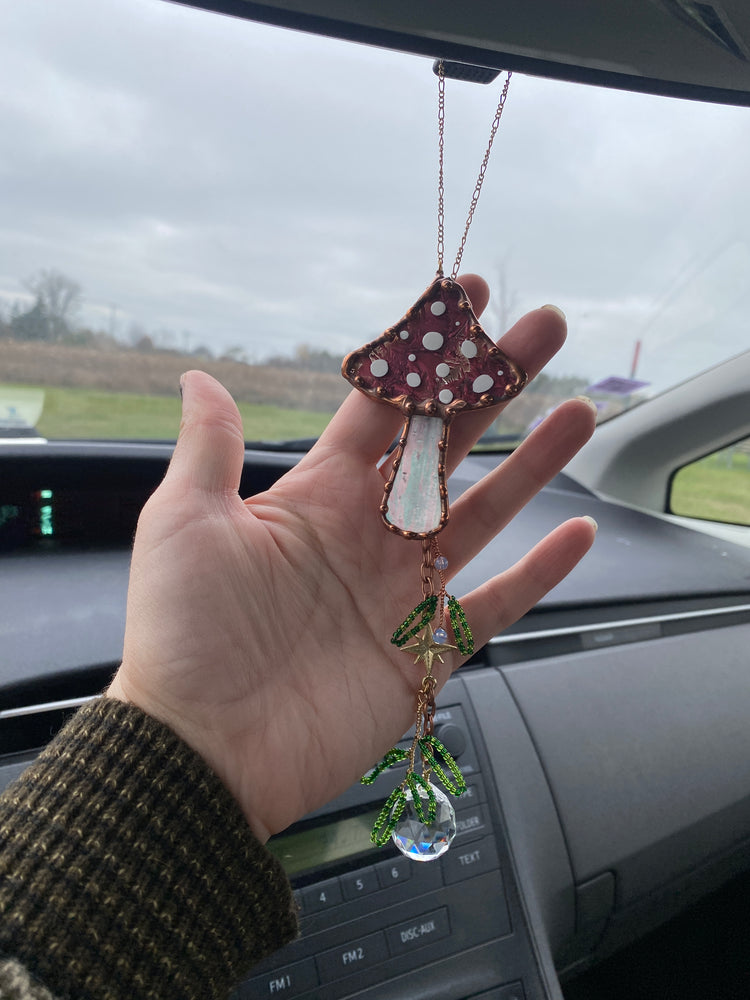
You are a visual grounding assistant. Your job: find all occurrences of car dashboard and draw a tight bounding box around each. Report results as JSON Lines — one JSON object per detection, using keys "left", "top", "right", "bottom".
{"left": 2, "top": 441, "right": 750, "bottom": 1000}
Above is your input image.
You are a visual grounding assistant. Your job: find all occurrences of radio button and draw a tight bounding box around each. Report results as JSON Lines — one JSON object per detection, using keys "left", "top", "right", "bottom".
{"left": 242, "top": 957, "right": 319, "bottom": 998}
{"left": 455, "top": 802, "right": 489, "bottom": 842}
{"left": 473, "top": 983, "right": 526, "bottom": 1000}
{"left": 443, "top": 836, "right": 500, "bottom": 884}
{"left": 386, "top": 906, "right": 451, "bottom": 956}
{"left": 375, "top": 856, "right": 412, "bottom": 889}
{"left": 497, "top": 983, "right": 526, "bottom": 1000}
{"left": 299, "top": 877, "right": 343, "bottom": 913}
{"left": 341, "top": 866, "right": 379, "bottom": 900}
{"left": 316, "top": 931, "right": 389, "bottom": 983}
{"left": 461, "top": 773, "right": 486, "bottom": 804}
{"left": 433, "top": 722, "right": 467, "bottom": 758}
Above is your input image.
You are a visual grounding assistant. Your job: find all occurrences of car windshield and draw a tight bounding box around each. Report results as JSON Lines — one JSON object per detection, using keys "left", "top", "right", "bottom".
{"left": 2, "top": 0, "right": 749, "bottom": 444}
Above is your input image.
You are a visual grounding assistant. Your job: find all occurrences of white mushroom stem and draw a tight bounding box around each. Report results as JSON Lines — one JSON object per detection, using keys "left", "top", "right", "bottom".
{"left": 383, "top": 414, "right": 447, "bottom": 536}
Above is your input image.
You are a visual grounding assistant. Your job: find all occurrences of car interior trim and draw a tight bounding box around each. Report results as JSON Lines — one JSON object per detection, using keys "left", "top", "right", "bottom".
{"left": 490, "top": 601, "right": 750, "bottom": 645}
{"left": 0, "top": 695, "right": 101, "bottom": 722}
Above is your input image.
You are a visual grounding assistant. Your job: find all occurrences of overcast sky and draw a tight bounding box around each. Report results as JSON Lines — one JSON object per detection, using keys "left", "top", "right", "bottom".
{"left": 2, "top": 0, "right": 750, "bottom": 393}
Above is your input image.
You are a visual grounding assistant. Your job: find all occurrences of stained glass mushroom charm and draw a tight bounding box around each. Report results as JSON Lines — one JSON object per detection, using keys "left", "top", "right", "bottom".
{"left": 342, "top": 276, "right": 527, "bottom": 538}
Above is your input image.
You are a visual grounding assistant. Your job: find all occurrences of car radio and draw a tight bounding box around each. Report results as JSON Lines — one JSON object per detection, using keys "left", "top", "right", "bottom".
{"left": 232, "top": 675, "right": 547, "bottom": 1000}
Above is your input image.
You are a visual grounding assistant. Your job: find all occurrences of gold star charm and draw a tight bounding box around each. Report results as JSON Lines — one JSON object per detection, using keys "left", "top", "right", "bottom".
{"left": 402, "top": 623, "right": 458, "bottom": 673}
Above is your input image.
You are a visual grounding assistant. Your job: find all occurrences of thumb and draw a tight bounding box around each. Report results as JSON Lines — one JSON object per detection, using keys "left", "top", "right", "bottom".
{"left": 165, "top": 370, "right": 245, "bottom": 494}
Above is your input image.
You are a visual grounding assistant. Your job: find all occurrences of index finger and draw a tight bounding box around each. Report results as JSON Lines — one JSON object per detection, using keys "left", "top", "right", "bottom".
{"left": 378, "top": 303, "right": 568, "bottom": 482}
{"left": 440, "top": 304, "right": 567, "bottom": 477}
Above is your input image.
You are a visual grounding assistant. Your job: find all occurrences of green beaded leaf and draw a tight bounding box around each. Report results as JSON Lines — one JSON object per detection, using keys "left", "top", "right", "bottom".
{"left": 419, "top": 735, "right": 467, "bottom": 796}
{"left": 447, "top": 595, "right": 474, "bottom": 656}
{"left": 406, "top": 771, "right": 436, "bottom": 824}
{"left": 391, "top": 595, "right": 439, "bottom": 647}
{"left": 370, "top": 786, "right": 408, "bottom": 846}
{"left": 360, "top": 747, "right": 409, "bottom": 785}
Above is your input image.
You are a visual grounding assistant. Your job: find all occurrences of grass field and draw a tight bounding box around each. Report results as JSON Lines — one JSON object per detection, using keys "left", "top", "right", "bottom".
{"left": 5, "top": 379, "right": 749, "bottom": 526}
{"left": 1, "top": 382, "right": 334, "bottom": 441}
{"left": 671, "top": 448, "right": 750, "bottom": 525}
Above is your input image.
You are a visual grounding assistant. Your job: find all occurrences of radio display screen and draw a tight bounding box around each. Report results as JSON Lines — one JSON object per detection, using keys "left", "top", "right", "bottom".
{"left": 267, "top": 807, "right": 382, "bottom": 878}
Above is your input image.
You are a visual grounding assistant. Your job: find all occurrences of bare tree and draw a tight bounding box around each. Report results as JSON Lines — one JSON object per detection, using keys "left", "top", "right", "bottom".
{"left": 491, "top": 258, "right": 518, "bottom": 336}
{"left": 22, "top": 268, "right": 82, "bottom": 341}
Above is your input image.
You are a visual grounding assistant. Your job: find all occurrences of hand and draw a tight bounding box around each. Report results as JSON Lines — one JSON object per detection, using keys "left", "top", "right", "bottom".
{"left": 107, "top": 275, "right": 597, "bottom": 842}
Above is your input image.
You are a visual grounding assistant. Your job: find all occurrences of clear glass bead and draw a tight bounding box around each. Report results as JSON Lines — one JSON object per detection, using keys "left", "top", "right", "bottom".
{"left": 391, "top": 783, "right": 456, "bottom": 861}
{"left": 435, "top": 555, "right": 449, "bottom": 571}
{"left": 433, "top": 627, "right": 448, "bottom": 643}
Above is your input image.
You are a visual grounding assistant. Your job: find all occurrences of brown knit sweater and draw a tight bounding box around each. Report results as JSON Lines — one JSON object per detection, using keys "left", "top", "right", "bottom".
{"left": 0, "top": 698, "right": 298, "bottom": 999}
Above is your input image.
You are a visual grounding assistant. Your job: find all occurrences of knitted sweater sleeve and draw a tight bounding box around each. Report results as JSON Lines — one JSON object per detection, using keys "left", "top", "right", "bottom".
{"left": 0, "top": 698, "right": 298, "bottom": 1000}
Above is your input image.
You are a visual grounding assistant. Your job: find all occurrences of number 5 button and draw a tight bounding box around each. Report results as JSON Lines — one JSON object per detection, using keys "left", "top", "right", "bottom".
{"left": 341, "top": 866, "right": 380, "bottom": 900}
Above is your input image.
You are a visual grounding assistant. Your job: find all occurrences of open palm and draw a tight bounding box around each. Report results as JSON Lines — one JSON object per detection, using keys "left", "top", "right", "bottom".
{"left": 108, "top": 275, "right": 597, "bottom": 842}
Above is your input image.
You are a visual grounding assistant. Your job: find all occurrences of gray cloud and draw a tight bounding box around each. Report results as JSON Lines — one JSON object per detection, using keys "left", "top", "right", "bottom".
{"left": 2, "top": 0, "right": 749, "bottom": 396}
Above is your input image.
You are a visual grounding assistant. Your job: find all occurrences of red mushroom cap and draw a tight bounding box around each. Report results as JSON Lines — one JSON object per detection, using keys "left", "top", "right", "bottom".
{"left": 342, "top": 276, "right": 526, "bottom": 419}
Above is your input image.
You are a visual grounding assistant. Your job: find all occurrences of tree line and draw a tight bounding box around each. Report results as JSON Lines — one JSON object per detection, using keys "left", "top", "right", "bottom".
{"left": 0, "top": 267, "right": 588, "bottom": 395}
{"left": 0, "top": 268, "right": 227, "bottom": 360}
{"left": 1, "top": 269, "right": 91, "bottom": 345}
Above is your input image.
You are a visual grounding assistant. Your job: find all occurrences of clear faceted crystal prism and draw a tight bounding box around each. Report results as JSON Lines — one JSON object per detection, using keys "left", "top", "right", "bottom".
{"left": 391, "top": 783, "right": 456, "bottom": 861}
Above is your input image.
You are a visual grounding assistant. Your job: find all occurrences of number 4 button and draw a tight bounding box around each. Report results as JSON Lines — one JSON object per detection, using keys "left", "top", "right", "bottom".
{"left": 299, "top": 877, "right": 343, "bottom": 914}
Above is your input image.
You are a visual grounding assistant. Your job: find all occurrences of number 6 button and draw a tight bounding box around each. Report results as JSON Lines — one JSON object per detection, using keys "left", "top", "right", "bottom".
{"left": 375, "top": 856, "right": 412, "bottom": 888}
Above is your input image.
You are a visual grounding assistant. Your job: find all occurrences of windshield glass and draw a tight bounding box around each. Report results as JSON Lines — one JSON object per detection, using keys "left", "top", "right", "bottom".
{"left": 2, "top": 0, "right": 749, "bottom": 443}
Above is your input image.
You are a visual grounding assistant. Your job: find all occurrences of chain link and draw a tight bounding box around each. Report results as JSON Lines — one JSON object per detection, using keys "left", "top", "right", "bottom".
{"left": 417, "top": 673, "right": 438, "bottom": 737}
{"left": 435, "top": 61, "right": 512, "bottom": 279}
{"left": 420, "top": 538, "right": 434, "bottom": 601}
{"left": 436, "top": 60, "right": 446, "bottom": 277}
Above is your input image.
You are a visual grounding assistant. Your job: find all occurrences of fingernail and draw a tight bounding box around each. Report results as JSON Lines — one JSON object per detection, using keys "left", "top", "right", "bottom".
{"left": 582, "top": 515, "right": 598, "bottom": 531}
{"left": 576, "top": 394, "right": 598, "bottom": 414}
{"left": 179, "top": 373, "right": 186, "bottom": 400}
{"left": 541, "top": 303, "right": 566, "bottom": 321}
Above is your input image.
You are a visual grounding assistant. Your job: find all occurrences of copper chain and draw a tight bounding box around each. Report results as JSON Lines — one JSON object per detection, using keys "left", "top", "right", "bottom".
{"left": 417, "top": 672, "right": 438, "bottom": 737}
{"left": 436, "top": 63, "right": 446, "bottom": 277}
{"left": 436, "top": 60, "right": 513, "bottom": 279}
{"left": 420, "top": 538, "right": 434, "bottom": 601}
